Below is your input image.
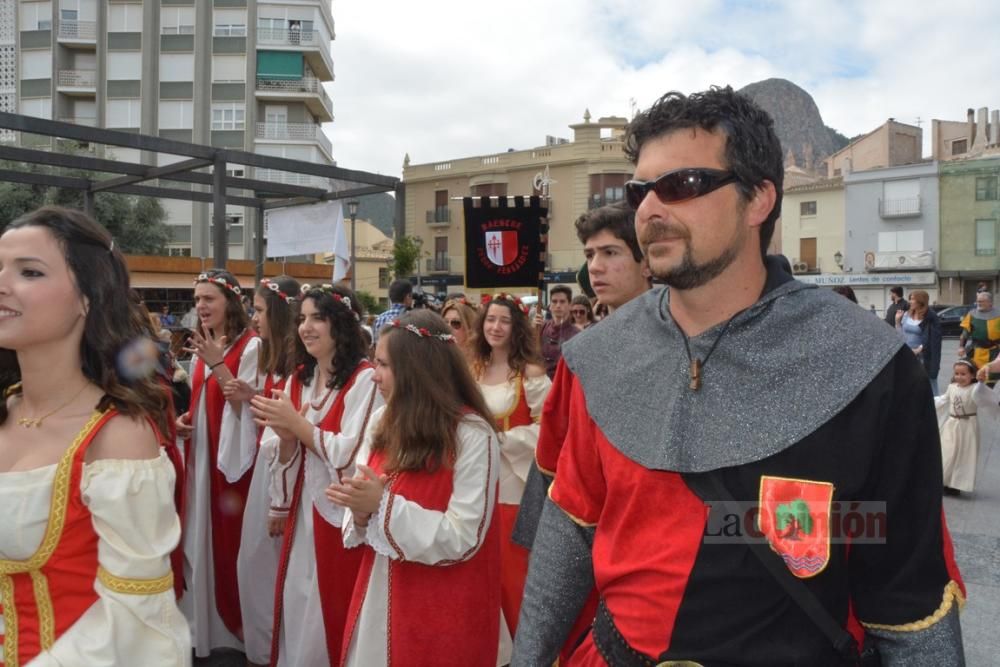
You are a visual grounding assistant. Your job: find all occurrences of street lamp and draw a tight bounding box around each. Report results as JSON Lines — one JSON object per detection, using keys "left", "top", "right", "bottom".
{"left": 833, "top": 250, "right": 844, "bottom": 270}
{"left": 413, "top": 236, "right": 423, "bottom": 290}
{"left": 347, "top": 200, "right": 359, "bottom": 291}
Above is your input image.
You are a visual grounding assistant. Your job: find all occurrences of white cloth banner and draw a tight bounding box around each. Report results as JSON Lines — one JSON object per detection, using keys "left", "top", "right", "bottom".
{"left": 265, "top": 202, "right": 350, "bottom": 275}
{"left": 331, "top": 204, "right": 351, "bottom": 283}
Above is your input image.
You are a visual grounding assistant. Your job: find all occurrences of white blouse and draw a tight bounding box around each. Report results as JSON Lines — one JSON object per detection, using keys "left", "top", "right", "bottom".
{"left": 0, "top": 452, "right": 190, "bottom": 666}
{"left": 479, "top": 374, "right": 551, "bottom": 505}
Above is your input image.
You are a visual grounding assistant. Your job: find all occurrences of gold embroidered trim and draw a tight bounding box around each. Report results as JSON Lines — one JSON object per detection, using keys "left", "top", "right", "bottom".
{"left": 2, "top": 574, "right": 19, "bottom": 667}
{"left": 861, "top": 580, "right": 965, "bottom": 632}
{"left": 0, "top": 411, "right": 108, "bottom": 575}
{"left": 97, "top": 567, "right": 174, "bottom": 596}
{"left": 547, "top": 482, "right": 597, "bottom": 528}
{"left": 29, "top": 571, "right": 54, "bottom": 650}
{"left": 489, "top": 374, "right": 523, "bottom": 433}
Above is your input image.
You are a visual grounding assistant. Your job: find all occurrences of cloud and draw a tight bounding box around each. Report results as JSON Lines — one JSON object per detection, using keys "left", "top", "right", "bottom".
{"left": 325, "top": 0, "right": 1000, "bottom": 177}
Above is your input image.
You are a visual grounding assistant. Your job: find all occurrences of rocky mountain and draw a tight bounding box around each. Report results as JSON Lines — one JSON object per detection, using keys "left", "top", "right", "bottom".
{"left": 738, "top": 78, "right": 849, "bottom": 171}
{"left": 354, "top": 192, "right": 396, "bottom": 238}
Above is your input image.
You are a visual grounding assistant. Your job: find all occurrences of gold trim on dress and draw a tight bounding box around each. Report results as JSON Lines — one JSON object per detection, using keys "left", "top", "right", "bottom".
{"left": 547, "top": 482, "right": 597, "bottom": 528}
{"left": 97, "top": 566, "right": 174, "bottom": 596}
{"left": 30, "top": 570, "right": 54, "bottom": 650}
{"left": 2, "top": 573, "right": 19, "bottom": 667}
{"left": 485, "top": 374, "right": 522, "bottom": 433}
{"left": 861, "top": 580, "right": 966, "bottom": 632}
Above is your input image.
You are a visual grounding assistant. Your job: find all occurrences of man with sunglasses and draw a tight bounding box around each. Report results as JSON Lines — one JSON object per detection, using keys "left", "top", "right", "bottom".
{"left": 514, "top": 87, "right": 964, "bottom": 666}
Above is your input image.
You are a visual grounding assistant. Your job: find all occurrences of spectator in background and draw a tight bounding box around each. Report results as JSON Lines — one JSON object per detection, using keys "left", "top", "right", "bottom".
{"left": 832, "top": 285, "right": 858, "bottom": 303}
{"left": 372, "top": 279, "right": 413, "bottom": 344}
{"left": 896, "top": 289, "right": 942, "bottom": 395}
{"left": 536, "top": 285, "right": 578, "bottom": 379}
{"left": 570, "top": 295, "right": 596, "bottom": 330}
{"left": 159, "top": 303, "right": 177, "bottom": 328}
{"left": 884, "top": 285, "right": 907, "bottom": 326}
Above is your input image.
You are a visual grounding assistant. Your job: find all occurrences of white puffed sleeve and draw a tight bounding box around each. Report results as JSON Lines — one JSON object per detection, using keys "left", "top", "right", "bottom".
{"left": 341, "top": 407, "right": 383, "bottom": 550}
{"left": 497, "top": 374, "right": 551, "bottom": 504}
{"left": 307, "top": 371, "right": 384, "bottom": 527}
{"left": 216, "top": 337, "right": 261, "bottom": 483}
{"left": 351, "top": 416, "right": 499, "bottom": 565}
{"left": 32, "top": 452, "right": 190, "bottom": 666}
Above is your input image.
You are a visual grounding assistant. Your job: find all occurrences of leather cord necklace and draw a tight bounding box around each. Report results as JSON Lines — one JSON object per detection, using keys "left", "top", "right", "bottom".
{"left": 666, "top": 306, "right": 742, "bottom": 391}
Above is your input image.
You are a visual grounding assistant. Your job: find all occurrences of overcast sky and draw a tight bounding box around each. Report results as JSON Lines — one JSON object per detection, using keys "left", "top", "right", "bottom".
{"left": 325, "top": 0, "right": 1000, "bottom": 178}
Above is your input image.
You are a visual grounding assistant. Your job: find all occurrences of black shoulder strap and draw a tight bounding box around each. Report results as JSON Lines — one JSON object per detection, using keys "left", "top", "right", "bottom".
{"left": 699, "top": 471, "right": 860, "bottom": 662}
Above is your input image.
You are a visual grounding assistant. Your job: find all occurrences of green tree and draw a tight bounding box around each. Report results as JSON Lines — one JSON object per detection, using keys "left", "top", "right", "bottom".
{"left": 355, "top": 290, "right": 383, "bottom": 316}
{"left": 389, "top": 235, "right": 421, "bottom": 278}
{"left": 775, "top": 499, "right": 813, "bottom": 541}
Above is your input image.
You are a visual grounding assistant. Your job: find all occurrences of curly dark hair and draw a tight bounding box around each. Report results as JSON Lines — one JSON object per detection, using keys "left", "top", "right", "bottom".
{"left": 297, "top": 284, "right": 368, "bottom": 390}
{"left": 574, "top": 201, "right": 642, "bottom": 262}
{"left": 624, "top": 86, "right": 784, "bottom": 257}
{"left": 256, "top": 275, "right": 303, "bottom": 378}
{"left": 0, "top": 207, "right": 170, "bottom": 437}
{"left": 470, "top": 297, "right": 542, "bottom": 380}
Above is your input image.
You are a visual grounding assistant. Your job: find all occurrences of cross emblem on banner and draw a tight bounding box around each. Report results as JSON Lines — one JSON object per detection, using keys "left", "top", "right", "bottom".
{"left": 487, "top": 236, "right": 502, "bottom": 255}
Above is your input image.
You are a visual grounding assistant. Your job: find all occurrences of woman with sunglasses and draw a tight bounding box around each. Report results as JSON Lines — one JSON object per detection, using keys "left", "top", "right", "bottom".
{"left": 251, "top": 284, "right": 382, "bottom": 667}
{"left": 470, "top": 293, "right": 551, "bottom": 642}
{"left": 570, "top": 295, "right": 596, "bottom": 330}
{"left": 0, "top": 207, "right": 189, "bottom": 664}
{"left": 441, "top": 297, "right": 478, "bottom": 354}
{"left": 217, "top": 276, "right": 302, "bottom": 667}
{"left": 176, "top": 268, "right": 259, "bottom": 658}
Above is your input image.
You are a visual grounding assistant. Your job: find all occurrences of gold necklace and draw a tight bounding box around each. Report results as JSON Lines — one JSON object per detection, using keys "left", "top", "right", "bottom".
{"left": 16, "top": 382, "right": 92, "bottom": 428}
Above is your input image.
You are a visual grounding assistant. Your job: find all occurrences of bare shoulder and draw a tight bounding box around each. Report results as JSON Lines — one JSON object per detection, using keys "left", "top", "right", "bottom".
{"left": 87, "top": 413, "right": 160, "bottom": 462}
{"left": 524, "top": 363, "right": 547, "bottom": 379}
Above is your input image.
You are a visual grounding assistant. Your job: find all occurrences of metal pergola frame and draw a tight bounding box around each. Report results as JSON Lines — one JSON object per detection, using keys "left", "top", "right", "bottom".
{"left": 0, "top": 113, "right": 403, "bottom": 282}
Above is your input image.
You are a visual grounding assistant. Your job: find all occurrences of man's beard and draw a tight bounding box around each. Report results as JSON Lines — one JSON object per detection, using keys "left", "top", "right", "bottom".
{"left": 641, "top": 220, "right": 745, "bottom": 290}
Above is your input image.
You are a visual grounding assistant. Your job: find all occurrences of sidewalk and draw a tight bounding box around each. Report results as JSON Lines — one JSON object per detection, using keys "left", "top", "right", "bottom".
{"left": 943, "top": 411, "right": 1000, "bottom": 666}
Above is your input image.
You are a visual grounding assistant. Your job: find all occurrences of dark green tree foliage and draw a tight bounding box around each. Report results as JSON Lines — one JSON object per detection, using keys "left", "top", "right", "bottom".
{"left": 389, "top": 235, "right": 421, "bottom": 278}
{"left": 355, "top": 289, "right": 383, "bottom": 316}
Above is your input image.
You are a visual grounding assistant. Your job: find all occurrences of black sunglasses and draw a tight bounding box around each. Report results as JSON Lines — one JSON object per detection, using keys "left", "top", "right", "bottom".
{"left": 624, "top": 168, "right": 738, "bottom": 209}
{"left": 445, "top": 318, "right": 463, "bottom": 330}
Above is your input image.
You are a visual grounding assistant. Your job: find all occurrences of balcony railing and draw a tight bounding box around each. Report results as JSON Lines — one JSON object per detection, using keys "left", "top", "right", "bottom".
{"left": 879, "top": 196, "right": 921, "bottom": 218}
{"left": 256, "top": 169, "right": 330, "bottom": 190}
{"left": 255, "top": 77, "right": 333, "bottom": 117}
{"left": 255, "top": 122, "right": 332, "bottom": 158}
{"left": 426, "top": 257, "right": 451, "bottom": 273}
{"left": 257, "top": 27, "right": 321, "bottom": 47}
{"left": 425, "top": 207, "right": 451, "bottom": 224}
{"left": 57, "top": 69, "right": 97, "bottom": 88}
{"left": 58, "top": 116, "right": 97, "bottom": 127}
{"left": 58, "top": 20, "right": 97, "bottom": 41}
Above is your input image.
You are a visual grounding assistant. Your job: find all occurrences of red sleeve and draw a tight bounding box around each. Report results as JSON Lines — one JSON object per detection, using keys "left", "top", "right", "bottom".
{"left": 548, "top": 371, "right": 605, "bottom": 526}
{"left": 535, "top": 358, "right": 574, "bottom": 476}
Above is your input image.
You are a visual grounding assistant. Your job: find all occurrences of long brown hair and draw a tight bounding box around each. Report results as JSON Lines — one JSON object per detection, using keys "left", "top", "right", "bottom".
{"left": 195, "top": 269, "right": 250, "bottom": 346}
{"left": 257, "top": 276, "right": 302, "bottom": 378}
{"left": 0, "top": 207, "right": 170, "bottom": 437}
{"left": 371, "top": 311, "right": 493, "bottom": 473}
{"left": 908, "top": 289, "right": 929, "bottom": 318}
{"left": 469, "top": 295, "right": 542, "bottom": 380}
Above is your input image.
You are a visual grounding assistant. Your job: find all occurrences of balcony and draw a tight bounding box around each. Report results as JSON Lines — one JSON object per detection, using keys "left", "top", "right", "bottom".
{"left": 256, "top": 28, "right": 334, "bottom": 81}
{"left": 255, "top": 122, "right": 332, "bottom": 160}
{"left": 255, "top": 77, "right": 333, "bottom": 122}
{"left": 56, "top": 69, "right": 97, "bottom": 94}
{"left": 879, "top": 196, "right": 921, "bottom": 218}
{"left": 425, "top": 207, "right": 451, "bottom": 225}
{"left": 57, "top": 20, "right": 97, "bottom": 45}
{"left": 426, "top": 257, "right": 451, "bottom": 273}
{"left": 255, "top": 168, "right": 330, "bottom": 191}
{"left": 869, "top": 250, "right": 935, "bottom": 272}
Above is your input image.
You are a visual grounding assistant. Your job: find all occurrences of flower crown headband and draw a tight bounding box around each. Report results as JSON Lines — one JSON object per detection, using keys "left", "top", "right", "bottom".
{"left": 300, "top": 283, "right": 359, "bottom": 320}
{"left": 390, "top": 320, "right": 455, "bottom": 343}
{"left": 489, "top": 292, "right": 529, "bottom": 314}
{"left": 195, "top": 272, "right": 242, "bottom": 296}
{"left": 260, "top": 279, "right": 296, "bottom": 304}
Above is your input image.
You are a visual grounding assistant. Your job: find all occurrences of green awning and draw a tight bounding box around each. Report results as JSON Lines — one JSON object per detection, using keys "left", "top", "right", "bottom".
{"left": 256, "top": 51, "right": 303, "bottom": 80}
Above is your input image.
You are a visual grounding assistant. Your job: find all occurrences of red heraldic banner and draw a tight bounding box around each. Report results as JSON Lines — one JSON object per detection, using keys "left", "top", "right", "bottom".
{"left": 463, "top": 196, "right": 547, "bottom": 289}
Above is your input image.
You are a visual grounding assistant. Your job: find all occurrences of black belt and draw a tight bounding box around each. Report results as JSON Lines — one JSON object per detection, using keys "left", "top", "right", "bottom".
{"left": 949, "top": 413, "right": 975, "bottom": 419}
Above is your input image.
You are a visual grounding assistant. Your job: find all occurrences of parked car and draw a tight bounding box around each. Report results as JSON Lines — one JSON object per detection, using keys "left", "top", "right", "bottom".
{"left": 936, "top": 305, "right": 973, "bottom": 337}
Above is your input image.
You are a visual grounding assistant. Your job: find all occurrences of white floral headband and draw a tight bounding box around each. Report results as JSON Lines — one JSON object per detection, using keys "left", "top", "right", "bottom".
{"left": 195, "top": 272, "right": 242, "bottom": 295}
{"left": 301, "top": 284, "right": 359, "bottom": 320}
{"left": 261, "top": 279, "right": 296, "bottom": 304}
{"left": 390, "top": 320, "right": 455, "bottom": 343}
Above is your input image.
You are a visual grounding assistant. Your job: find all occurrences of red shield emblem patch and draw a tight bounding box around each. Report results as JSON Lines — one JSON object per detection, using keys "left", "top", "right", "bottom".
{"left": 758, "top": 476, "right": 833, "bottom": 578}
{"left": 485, "top": 230, "right": 518, "bottom": 267}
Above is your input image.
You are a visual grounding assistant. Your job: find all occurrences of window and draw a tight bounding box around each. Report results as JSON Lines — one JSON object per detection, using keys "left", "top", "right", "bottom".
{"left": 20, "top": 98, "right": 52, "bottom": 119}
{"left": 20, "top": 2, "right": 53, "bottom": 30}
{"left": 214, "top": 24, "right": 247, "bottom": 37}
{"left": 60, "top": 9, "right": 78, "bottom": 22}
{"left": 159, "top": 53, "right": 194, "bottom": 82}
{"left": 877, "top": 230, "right": 924, "bottom": 252}
{"left": 799, "top": 238, "right": 816, "bottom": 270}
{"left": 212, "top": 55, "right": 246, "bottom": 82}
{"left": 158, "top": 100, "right": 193, "bottom": 129}
{"left": 106, "top": 99, "right": 140, "bottom": 128}
{"left": 471, "top": 183, "right": 507, "bottom": 198}
{"left": 161, "top": 7, "right": 195, "bottom": 35}
{"left": 227, "top": 167, "right": 245, "bottom": 179}
{"left": 107, "top": 53, "right": 141, "bottom": 80}
{"left": 976, "top": 176, "right": 998, "bottom": 201}
{"left": 108, "top": 4, "right": 142, "bottom": 32}
{"left": 976, "top": 219, "right": 996, "bottom": 256}
{"left": 952, "top": 139, "right": 967, "bottom": 156}
{"left": 589, "top": 173, "right": 627, "bottom": 207}
{"left": 800, "top": 201, "right": 817, "bottom": 216}
{"left": 211, "top": 103, "right": 245, "bottom": 130}
{"left": 20, "top": 50, "right": 52, "bottom": 79}
{"left": 378, "top": 268, "right": 390, "bottom": 289}
{"left": 167, "top": 247, "right": 192, "bottom": 257}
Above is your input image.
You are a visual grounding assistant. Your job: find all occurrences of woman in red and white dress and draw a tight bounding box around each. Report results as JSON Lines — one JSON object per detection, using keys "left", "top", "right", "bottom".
{"left": 176, "top": 269, "right": 259, "bottom": 657}
{"left": 251, "top": 284, "right": 381, "bottom": 666}
{"left": 0, "top": 206, "right": 188, "bottom": 665}
{"left": 329, "top": 310, "right": 502, "bottom": 667}
{"left": 470, "top": 294, "right": 551, "bottom": 643}
{"left": 221, "top": 276, "right": 301, "bottom": 667}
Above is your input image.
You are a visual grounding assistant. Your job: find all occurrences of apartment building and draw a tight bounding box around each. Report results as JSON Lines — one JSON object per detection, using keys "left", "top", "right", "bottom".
{"left": 402, "top": 112, "right": 633, "bottom": 299}
{"left": 12, "top": 0, "right": 336, "bottom": 260}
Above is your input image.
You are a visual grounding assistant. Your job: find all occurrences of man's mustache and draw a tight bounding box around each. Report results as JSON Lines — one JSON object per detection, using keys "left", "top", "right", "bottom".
{"left": 639, "top": 220, "right": 689, "bottom": 246}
